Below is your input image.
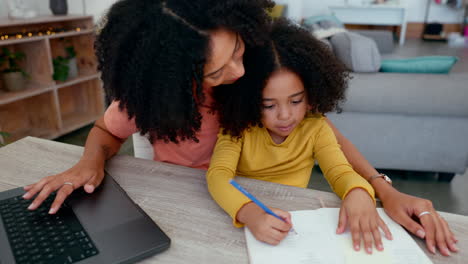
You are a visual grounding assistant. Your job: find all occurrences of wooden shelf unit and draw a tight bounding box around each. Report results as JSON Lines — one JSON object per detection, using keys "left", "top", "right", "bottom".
{"left": 0, "top": 15, "right": 104, "bottom": 144}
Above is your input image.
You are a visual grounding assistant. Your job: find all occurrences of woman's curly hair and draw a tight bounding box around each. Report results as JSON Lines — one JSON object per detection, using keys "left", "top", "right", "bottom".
{"left": 213, "top": 18, "right": 350, "bottom": 138}
{"left": 95, "top": 0, "right": 274, "bottom": 143}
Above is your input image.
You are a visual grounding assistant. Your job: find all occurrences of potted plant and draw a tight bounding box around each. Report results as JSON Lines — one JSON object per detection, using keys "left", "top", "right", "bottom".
{"left": 0, "top": 131, "right": 10, "bottom": 147}
{"left": 0, "top": 47, "right": 27, "bottom": 92}
{"left": 52, "top": 42, "right": 78, "bottom": 81}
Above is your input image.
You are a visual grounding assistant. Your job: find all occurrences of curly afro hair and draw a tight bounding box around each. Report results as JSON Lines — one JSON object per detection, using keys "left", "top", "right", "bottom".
{"left": 213, "top": 18, "right": 350, "bottom": 138}
{"left": 95, "top": 0, "right": 274, "bottom": 143}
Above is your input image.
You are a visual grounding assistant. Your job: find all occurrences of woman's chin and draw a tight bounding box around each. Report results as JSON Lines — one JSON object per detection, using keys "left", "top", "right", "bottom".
{"left": 223, "top": 80, "right": 237, "bottom": 85}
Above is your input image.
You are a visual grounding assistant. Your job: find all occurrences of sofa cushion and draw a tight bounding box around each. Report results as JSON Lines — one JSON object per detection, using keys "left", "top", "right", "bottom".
{"left": 380, "top": 56, "right": 458, "bottom": 74}
{"left": 302, "top": 15, "right": 346, "bottom": 39}
{"left": 330, "top": 32, "right": 381, "bottom": 73}
{"left": 302, "top": 15, "right": 344, "bottom": 29}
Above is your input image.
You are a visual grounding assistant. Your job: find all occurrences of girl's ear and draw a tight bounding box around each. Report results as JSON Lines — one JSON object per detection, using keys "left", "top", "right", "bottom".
{"left": 307, "top": 104, "right": 313, "bottom": 111}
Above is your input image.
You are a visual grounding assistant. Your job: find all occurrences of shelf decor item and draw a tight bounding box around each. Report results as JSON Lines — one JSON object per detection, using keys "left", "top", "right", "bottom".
{"left": 0, "top": 47, "right": 27, "bottom": 92}
{"left": 52, "top": 43, "right": 77, "bottom": 81}
{"left": 50, "top": 0, "right": 68, "bottom": 15}
{"left": 7, "top": 0, "right": 38, "bottom": 19}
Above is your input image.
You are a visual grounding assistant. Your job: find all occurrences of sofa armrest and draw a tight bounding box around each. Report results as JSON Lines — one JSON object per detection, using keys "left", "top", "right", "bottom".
{"left": 350, "top": 29, "right": 395, "bottom": 54}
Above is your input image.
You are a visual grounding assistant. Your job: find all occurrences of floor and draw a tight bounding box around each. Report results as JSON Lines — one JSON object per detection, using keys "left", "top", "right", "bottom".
{"left": 55, "top": 124, "right": 135, "bottom": 157}
{"left": 382, "top": 37, "right": 468, "bottom": 74}
{"left": 54, "top": 38, "right": 468, "bottom": 217}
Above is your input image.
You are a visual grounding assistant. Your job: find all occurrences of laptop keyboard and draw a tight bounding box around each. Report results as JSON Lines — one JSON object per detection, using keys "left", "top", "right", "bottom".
{"left": 0, "top": 194, "right": 99, "bottom": 264}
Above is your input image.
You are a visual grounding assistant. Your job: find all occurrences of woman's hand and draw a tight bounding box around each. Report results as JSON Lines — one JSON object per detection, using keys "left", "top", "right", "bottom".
{"left": 22, "top": 159, "right": 105, "bottom": 214}
{"left": 237, "top": 202, "right": 292, "bottom": 245}
{"left": 337, "top": 188, "right": 393, "bottom": 254}
{"left": 380, "top": 190, "right": 458, "bottom": 256}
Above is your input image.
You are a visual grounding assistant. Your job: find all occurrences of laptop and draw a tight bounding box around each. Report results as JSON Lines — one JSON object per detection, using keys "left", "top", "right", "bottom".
{"left": 0, "top": 171, "right": 171, "bottom": 264}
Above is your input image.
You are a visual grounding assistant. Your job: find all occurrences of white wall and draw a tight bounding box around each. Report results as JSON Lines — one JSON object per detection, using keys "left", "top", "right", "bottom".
{"left": 0, "top": 0, "right": 116, "bottom": 22}
{"left": 278, "top": 0, "right": 465, "bottom": 23}
{"left": 0, "top": 0, "right": 464, "bottom": 24}
{"left": 82, "top": 0, "right": 117, "bottom": 22}
{"left": 275, "top": 0, "right": 304, "bottom": 21}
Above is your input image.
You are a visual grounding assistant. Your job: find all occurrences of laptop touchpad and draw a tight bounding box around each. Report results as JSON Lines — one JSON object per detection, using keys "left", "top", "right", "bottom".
{"left": 66, "top": 174, "right": 142, "bottom": 233}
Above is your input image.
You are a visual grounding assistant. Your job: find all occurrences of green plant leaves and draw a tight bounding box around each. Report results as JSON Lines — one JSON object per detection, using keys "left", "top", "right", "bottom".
{"left": 52, "top": 56, "right": 70, "bottom": 81}
{"left": 0, "top": 131, "right": 10, "bottom": 147}
{"left": 0, "top": 47, "right": 26, "bottom": 74}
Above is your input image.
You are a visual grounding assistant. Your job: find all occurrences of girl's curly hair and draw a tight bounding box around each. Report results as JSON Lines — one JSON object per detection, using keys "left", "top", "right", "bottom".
{"left": 95, "top": 0, "right": 274, "bottom": 143}
{"left": 213, "top": 18, "right": 350, "bottom": 138}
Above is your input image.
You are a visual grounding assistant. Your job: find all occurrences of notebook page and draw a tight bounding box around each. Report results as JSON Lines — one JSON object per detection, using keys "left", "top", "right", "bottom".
{"left": 244, "top": 208, "right": 432, "bottom": 264}
{"left": 245, "top": 210, "right": 343, "bottom": 263}
{"left": 320, "top": 208, "right": 432, "bottom": 264}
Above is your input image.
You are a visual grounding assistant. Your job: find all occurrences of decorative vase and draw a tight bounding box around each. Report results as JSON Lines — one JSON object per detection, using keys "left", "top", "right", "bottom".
{"left": 2, "top": 72, "right": 26, "bottom": 92}
{"left": 49, "top": 0, "right": 68, "bottom": 15}
{"left": 67, "top": 57, "right": 78, "bottom": 79}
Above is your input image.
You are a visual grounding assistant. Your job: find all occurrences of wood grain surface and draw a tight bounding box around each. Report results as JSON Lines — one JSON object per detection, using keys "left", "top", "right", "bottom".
{"left": 0, "top": 137, "right": 466, "bottom": 263}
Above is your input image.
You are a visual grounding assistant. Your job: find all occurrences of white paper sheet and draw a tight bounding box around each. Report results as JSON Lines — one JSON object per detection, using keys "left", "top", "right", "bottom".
{"left": 244, "top": 208, "right": 432, "bottom": 264}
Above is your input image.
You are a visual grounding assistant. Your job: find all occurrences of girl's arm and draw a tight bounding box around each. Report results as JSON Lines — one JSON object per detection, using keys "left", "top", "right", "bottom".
{"left": 206, "top": 132, "right": 292, "bottom": 245}
{"left": 325, "top": 118, "right": 458, "bottom": 256}
{"left": 313, "top": 119, "right": 388, "bottom": 253}
{"left": 206, "top": 133, "right": 251, "bottom": 227}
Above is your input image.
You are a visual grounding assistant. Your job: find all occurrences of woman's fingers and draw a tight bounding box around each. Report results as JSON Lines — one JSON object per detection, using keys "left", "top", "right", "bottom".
{"left": 49, "top": 183, "right": 75, "bottom": 214}
{"left": 424, "top": 212, "right": 452, "bottom": 256}
{"left": 27, "top": 178, "right": 65, "bottom": 210}
{"left": 84, "top": 171, "right": 105, "bottom": 193}
{"left": 438, "top": 215, "right": 459, "bottom": 252}
{"left": 417, "top": 211, "right": 437, "bottom": 254}
{"left": 22, "top": 176, "right": 53, "bottom": 200}
{"left": 23, "top": 184, "right": 33, "bottom": 191}
{"left": 22, "top": 166, "right": 103, "bottom": 213}
{"left": 387, "top": 208, "right": 426, "bottom": 239}
{"left": 433, "top": 213, "right": 451, "bottom": 256}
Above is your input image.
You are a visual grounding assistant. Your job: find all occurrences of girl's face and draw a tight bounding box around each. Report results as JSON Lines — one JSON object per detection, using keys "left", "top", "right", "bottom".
{"left": 261, "top": 69, "right": 309, "bottom": 144}
{"left": 203, "top": 28, "right": 245, "bottom": 88}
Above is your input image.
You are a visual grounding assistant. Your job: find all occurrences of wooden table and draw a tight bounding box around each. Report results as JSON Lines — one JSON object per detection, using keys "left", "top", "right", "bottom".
{"left": 330, "top": 4, "right": 408, "bottom": 45}
{"left": 0, "top": 137, "right": 466, "bottom": 263}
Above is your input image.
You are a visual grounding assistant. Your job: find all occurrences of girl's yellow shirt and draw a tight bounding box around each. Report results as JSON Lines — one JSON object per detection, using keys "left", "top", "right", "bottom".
{"left": 207, "top": 114, "right": 375, "bottom": 227}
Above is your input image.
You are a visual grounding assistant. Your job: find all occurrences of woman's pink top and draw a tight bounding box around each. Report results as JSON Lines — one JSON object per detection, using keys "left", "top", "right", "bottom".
{"left": 104, "top": 97, "right": 219, "bottom": 170}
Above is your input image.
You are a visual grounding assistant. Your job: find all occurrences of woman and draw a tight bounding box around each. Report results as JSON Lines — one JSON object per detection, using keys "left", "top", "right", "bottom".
{"left": 23, "top": 0, "right": 456, "bottom": 256}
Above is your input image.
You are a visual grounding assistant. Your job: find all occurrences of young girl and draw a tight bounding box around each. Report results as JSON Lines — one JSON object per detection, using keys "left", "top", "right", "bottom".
{"left": 207, "top": 18, "right": 391, "bottom": 253}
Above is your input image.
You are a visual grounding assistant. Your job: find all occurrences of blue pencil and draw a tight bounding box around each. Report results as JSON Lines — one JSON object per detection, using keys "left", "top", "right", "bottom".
{"left": 229, "top": 179, "right": 297, "bottom": 234}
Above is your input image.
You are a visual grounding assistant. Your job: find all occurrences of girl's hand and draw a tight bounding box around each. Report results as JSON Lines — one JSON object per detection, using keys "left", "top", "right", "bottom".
{"left": 22, "top": 159, "right": 105, "bottom": 214}
{"left": 237, "top": 202, "right": 292, "bottom": 245}
{"left": 337, "top": 188, "right": 393, "bottom": 254}
{"left": 381, "top": 191, "right": 458, "bottom": 256}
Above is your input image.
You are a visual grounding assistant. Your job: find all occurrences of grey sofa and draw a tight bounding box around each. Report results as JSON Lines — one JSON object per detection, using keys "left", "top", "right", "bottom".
{"left": 327, "top": 68, "right": 468, "bottom": 181}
